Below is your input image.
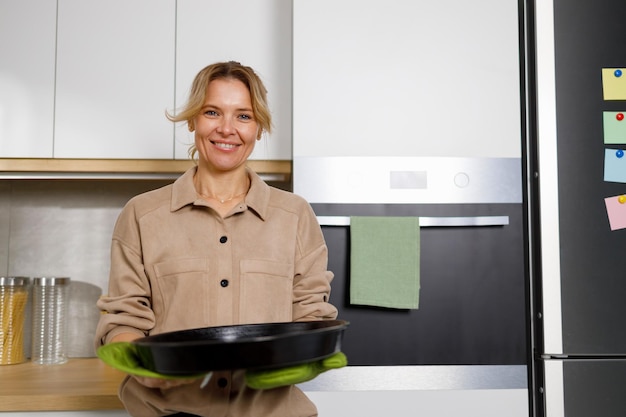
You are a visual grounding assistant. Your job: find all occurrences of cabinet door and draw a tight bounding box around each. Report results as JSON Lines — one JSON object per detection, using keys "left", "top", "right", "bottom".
{"left": 293, "top": 0, "right": 522, "bottom": 160}
{"left": 174, "top": 0, "right": 292, "bottom": 160}
{"left": 54, "top": 0, "right": 176, "bottom": 159}
{"left": 0, "top": 0, "right": 56, "bottom": 157}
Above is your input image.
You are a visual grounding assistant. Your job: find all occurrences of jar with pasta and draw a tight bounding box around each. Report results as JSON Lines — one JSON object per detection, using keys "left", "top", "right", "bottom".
{"left": 0, "top": 277, "right": 30, "bottom": 365}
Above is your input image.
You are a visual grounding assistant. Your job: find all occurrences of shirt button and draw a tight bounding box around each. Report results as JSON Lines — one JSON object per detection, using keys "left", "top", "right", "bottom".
{"left": 219, "top": 236, "right": 228, "bottom": 244}
{"left": 220, "top": 279, "right": 229, "bottom": 288}
{"left": 217, "top": 377, "right": 228, "bottom": 388}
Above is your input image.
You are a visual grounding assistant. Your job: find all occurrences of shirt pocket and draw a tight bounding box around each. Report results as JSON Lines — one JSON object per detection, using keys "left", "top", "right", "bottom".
{"left": 152, "top": 258, "right": 210, "bottom": 332}
{"left": 239, "top": 259, "right": 293, "bottom": 324}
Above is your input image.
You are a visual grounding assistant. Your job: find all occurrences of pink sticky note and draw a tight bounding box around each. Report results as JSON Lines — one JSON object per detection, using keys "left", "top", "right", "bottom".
{"left": 604, "top": 195, "right": 626, "bottom": 230}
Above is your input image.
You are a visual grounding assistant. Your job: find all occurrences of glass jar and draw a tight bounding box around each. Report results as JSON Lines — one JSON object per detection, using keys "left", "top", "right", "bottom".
{"left": 31, "top": 277, "right": 70, "bottom": 365}
{"left": 0, "top": 277, "right": 31, "bottom": 365}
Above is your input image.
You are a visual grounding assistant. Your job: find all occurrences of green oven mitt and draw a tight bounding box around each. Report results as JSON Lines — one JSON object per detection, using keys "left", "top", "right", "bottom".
{"left": 97, "top": 342, "right": 203, "bottom": 380}
{"left": 98, "top": 342, "right": 347, "bottom": 388}
{"left": 245, "top": 352, "right": 348, "bottom": 390}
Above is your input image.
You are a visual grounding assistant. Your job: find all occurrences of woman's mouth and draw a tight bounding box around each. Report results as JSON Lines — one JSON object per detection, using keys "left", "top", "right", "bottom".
{"left": 211, "top": 141, "right": 239, "bottom": 150}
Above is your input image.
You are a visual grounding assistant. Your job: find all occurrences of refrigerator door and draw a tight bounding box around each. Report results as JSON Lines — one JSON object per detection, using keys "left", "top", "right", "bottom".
{"left": 544, "top": 361, "right": 626, "bottom": 417}
{"left": 535, "top": 0, "right": 626, "bottom": 416}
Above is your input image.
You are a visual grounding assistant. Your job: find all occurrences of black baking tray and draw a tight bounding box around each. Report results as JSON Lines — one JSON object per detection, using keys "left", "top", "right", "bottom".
{"left": 132, "top": 320, "right": 349, "bottom": 375}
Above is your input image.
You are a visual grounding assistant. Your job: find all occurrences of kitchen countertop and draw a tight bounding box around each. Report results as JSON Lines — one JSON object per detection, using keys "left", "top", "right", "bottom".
{"left": 0, "top": 358, "right": 126, "bottom": 411}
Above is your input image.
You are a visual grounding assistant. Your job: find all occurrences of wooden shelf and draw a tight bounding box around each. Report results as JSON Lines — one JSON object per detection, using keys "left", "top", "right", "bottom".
{"left": 0, "top": 158, "right": 292, "bottom": 181}
{"left": 0, "top": 358, "right": 125, "bottom": 411}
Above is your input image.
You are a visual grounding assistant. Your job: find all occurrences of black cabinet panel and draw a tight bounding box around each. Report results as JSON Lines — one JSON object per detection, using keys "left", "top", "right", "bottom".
{"left": 314, "top": 203, "right": 528, "bottom": 365}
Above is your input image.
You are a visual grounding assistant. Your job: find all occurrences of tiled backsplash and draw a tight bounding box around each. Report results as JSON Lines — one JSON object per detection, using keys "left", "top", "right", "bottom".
{"left": 0, "top": 179, "right": 172, "bottom": 357}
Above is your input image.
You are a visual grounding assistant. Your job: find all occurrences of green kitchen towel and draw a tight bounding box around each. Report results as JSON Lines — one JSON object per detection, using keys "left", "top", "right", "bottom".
{"left": 350, "top": 216, "right": 420, "bottom": 309}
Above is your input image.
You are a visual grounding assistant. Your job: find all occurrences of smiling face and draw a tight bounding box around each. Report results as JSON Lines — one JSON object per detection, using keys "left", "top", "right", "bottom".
{"left": 193, "top": 78, "right": 259, "bottom": 174}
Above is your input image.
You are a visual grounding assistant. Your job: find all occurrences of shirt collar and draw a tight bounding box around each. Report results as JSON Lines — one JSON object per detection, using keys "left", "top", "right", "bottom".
{"left": 171, "top": 165, "right": 270, "bottom": 221}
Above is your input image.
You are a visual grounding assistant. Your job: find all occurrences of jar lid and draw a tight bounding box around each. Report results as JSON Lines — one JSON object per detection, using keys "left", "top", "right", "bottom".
{"left": 33, "top": 277, "right": 71, "bottom": 286}
{"left": 0, "top": 276, "right": 31, "bottom": 287}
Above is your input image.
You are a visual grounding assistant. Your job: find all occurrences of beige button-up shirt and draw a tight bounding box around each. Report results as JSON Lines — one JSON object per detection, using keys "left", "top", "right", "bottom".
{"left": 95, "top": 166, "right": 338, "bottom": 417}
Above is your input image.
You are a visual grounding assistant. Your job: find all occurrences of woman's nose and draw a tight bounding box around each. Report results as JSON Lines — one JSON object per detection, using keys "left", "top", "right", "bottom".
{"left": 217, "top": 117, "right": 234, "bottom": 135}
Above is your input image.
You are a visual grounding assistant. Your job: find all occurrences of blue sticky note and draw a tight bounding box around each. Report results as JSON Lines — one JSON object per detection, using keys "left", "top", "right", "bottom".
{"left": 604, "top": 148, "right": 626, "bottom": 183}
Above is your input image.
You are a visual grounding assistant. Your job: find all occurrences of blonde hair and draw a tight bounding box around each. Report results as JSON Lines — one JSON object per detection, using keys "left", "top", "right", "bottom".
{"left": 167, "top": 61, "right": 273, "bottom": 159}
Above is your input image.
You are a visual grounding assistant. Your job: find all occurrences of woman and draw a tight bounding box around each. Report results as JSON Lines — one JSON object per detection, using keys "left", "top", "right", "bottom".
{"left": 95, "top": 61, "right": 338, "bottom": 417}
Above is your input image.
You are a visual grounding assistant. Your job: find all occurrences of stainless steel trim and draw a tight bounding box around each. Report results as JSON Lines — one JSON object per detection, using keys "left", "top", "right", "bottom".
{"left": 293, "top": 156, "right": 522, "bottom": 204}
{"left": 535, "top": 0, "right": 563, "bottom": 357}
{"left": 298, "top": 365, "right": 527, "bottom": 391}
{"left": 317, "top": 215, "right": 509, "bottom": 227}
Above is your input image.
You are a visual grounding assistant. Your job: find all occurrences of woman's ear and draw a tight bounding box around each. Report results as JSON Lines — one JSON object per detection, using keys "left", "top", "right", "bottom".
{"left": 188, "top": 120, "right": 195, "bottom": 132}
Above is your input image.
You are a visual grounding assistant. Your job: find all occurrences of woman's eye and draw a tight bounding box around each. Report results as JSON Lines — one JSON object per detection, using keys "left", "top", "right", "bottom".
{"left": 239, "top": 114, "right": 253, "bottom": 121}
{"left": 204, "top": 110, "right": 218, "bottom": 117}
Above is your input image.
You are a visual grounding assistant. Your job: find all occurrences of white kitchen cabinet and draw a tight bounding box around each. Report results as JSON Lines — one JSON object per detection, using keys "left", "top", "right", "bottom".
{"left": 293, "top": 0, "right": 522, "bottom": 160}
{"left": 174, "top": 0, "right": 292, "bottom": 160}
{"left": 0, "top": 0, "right": 56, "bottom": 157}
{"left": 54, "top": 0, "right": 176, "bottom": 159}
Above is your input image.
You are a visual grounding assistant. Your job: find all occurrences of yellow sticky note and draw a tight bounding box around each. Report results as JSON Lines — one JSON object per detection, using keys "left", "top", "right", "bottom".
{"left": 602, "top": 68, "right": 626, "bottom": 100}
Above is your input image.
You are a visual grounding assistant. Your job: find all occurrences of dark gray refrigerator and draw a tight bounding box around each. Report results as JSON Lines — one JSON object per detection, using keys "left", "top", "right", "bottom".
{"left": 533, "top": 0, "right": 626, "bottom": 415}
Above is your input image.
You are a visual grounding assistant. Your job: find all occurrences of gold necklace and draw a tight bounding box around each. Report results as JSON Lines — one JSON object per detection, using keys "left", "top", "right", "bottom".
{"left": 195, "top": 175, "right": 250, "bottom": 204}
{"left": 197, "top": 190, "right": 247, "bottom": 204}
